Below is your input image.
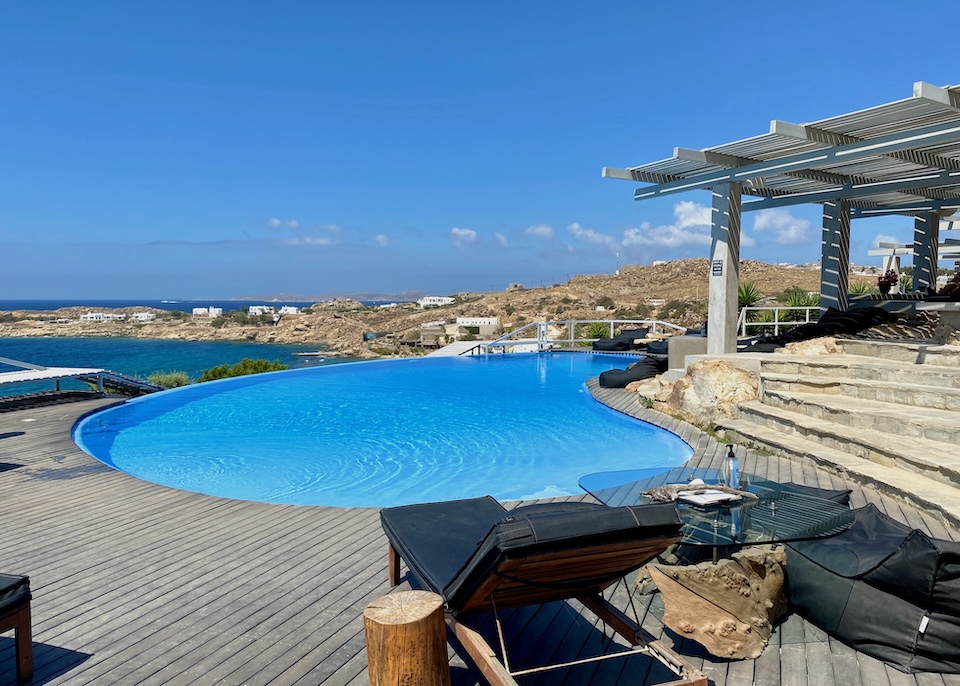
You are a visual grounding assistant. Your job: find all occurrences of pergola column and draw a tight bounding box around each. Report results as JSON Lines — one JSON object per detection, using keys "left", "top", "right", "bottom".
{"left": 913, "top": 212, "right": 940, "bottom": 291}
{"left": 821, "top": 200, "right": 851, "bottom": 312}
{"left": 708, "top": 182, "right": 742, "bottom": 355}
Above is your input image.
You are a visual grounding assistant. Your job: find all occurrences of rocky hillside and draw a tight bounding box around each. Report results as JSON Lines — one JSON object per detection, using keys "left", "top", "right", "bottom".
{"left": 0, "top": 259, "right": 871, "bottom": 358}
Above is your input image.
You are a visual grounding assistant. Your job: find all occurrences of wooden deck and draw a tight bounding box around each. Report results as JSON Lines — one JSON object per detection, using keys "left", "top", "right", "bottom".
{"left": 0, "top": 393, "right": 958, "bottom": 686}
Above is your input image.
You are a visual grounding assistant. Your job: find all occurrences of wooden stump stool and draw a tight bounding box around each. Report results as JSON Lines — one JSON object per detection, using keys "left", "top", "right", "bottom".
{"left": 363, "top": 590, "right": 452, "bottom": 686}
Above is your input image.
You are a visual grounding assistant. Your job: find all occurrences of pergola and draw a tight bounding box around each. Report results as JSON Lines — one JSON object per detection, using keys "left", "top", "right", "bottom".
{"left": 604, "top": 81, "right": 960, "bottom": 355}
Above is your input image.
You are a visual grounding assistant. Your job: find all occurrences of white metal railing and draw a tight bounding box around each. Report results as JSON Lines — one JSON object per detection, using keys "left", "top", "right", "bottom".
{"left": 736, "top": 306, "right": 820, "bottom": 337}
{"left": 481, "top": 319, "right": 687, "bottom": 354}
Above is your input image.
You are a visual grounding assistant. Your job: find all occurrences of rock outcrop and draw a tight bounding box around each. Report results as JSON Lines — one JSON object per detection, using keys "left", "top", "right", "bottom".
{"left": 653, "top": 359, "right": 759, "bottom": 427}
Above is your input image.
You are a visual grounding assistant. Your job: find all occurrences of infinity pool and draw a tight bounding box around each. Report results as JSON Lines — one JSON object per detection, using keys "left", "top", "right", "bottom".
{"left": 73, "top": 353, "right": 691, "bottom": 507}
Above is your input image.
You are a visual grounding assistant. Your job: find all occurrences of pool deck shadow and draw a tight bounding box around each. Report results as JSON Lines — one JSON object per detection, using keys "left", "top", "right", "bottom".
{"left": 1, "top": 396, "right": 959, "bottom": 686}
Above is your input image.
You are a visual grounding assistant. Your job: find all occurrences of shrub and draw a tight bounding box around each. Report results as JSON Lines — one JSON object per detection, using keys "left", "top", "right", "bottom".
{"left": 849, "top": 280, "right": 876, "bottom": 294}
{"left": 197, "top": 358, "right": 289, "bottom": 382}
{"left": 594, "top": 296, "right": 615, "bottom": 309}
{"left": 661, "top": 300, "right": 690, "bottom": 320}
{"left": 560, "top": 297, "right": 573, "bottom": 305}
{"left": 504, "top": 306, "right": 515, "bottom": 315}
{"left": 738, "top": 281, "right": 763, "bottom": 310}
{"left": 148, "top": 371, "right": 192, "bottom": 388}
{"left": 585, "top": 322, "right": 610, "bottom": 339}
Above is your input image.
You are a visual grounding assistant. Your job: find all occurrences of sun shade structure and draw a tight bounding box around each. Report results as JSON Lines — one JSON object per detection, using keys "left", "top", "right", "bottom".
{"left": 604, "top": 81, "right": 960, "bottom": 355}
{"left": 0, "top": 357, "right": 104, "bottom": 390}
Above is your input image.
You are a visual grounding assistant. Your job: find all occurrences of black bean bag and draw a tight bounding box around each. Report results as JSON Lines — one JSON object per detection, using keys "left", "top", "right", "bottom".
{"left": 598, "top": 357, "right": 667, "bottom": 388}
{"left": 786, "top": 504, "right": 960, "bottom": 673}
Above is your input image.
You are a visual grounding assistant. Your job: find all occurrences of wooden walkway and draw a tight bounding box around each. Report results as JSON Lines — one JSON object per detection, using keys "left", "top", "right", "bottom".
{"left": 0, "top": 394, "right": 958, "bottom": 686}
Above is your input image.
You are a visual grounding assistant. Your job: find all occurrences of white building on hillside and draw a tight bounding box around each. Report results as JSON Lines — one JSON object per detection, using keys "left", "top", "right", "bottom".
{"left": 132, "top": 312, "right": 156, "bottom": 322}
{"left": 79, "top": 312, "right": 105, "bottom": 322}
{"left": 248, "top": 305, "right": 275, "bottom": 315}
{"left": 192, "top": 307, "right": 223, "bottom": 317}
{"left": 417, "top": 296, "right": 455, "bottom": 308}
{"left": 278, "top": 306, "right": 300, "bottom": 315}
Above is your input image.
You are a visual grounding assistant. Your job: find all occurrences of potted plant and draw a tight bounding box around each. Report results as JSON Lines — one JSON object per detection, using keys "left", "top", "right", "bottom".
{"left": 877, "top": 269, "right": 899, "bottom": 295}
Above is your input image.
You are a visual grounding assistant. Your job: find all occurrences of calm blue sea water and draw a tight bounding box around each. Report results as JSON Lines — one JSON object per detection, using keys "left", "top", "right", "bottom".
{"left": 75, "top": 353, "right": 691, "bottom": 507}
{"left": 0, "top": 337, "right": 349, "bottom": 396}
{"left": 0, "top": 299, "right": 401, "bottom": 313}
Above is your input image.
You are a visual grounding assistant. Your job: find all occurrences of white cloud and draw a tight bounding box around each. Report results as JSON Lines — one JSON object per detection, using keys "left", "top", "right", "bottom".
{"left": 873, "top": 234, "right": 900, "bottom": 248}
{"left": 375, "top": 234, "right": 389, "bottom": 247}
{"left": 450, "top": 227, "right": 478, "bottom": 249}
{"left": 741, "top": 231, "right": 758, "bottom": 248}
{"left": 284, "top": 236, "right": 340, "bottom": 246}
{"left": 494, "top": 232, "right": 509, "bottom": 248}
{"left": 567, "top": 222, "right": 617, "bottom": 249}
{"left": 673, "top": 201, "right": 712, "bottom": 229}
{"left": 525, "top": 224, "right": 554, "bottom": 239}
{"left": 621, "top": 202, "right": 713, "bottom": 248}
{"left": 322, "top": 223, "right": 342, "bottom": 233}
{"left": 752, "top": 208, "right": 811, "bottom": 245}
{"left": 268, "top": 218, "right": 301, "bottom": 231}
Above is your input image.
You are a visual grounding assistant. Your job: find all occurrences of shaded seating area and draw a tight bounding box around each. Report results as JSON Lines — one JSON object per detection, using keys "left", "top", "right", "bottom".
{"left": 786, "top": 504, "right": 960, "bottom": 674}
{"left": 741, "top": 306, "right": 900, "bottom": 352}
{"left": 380, "top": 496, "right": 707, "bottom": 686}
{"left": 592, "top": 327, "right": 649, "bottom": 351}
{"left": 0, "top": 573, "right": 32, "bottom": 684}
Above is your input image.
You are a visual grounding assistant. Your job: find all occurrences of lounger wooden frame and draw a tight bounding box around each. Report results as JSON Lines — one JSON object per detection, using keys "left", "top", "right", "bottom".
{"left": 0, "top": 596, "right": 33, "bottom": 684}
{"left": 387, "top": 534, "right": 708, "bottom": 686}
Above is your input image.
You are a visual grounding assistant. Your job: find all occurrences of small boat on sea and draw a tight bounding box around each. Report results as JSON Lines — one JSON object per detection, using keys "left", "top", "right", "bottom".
{"left": 294, "top": 351, "right": 326, "bottom": 358}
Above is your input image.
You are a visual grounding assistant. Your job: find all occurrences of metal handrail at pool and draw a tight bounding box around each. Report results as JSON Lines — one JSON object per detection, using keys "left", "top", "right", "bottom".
{"left": 480, "top": 319, "right": 687, "bottom": 354}
{"left": 736, "top": 306, "right": 820, "bottom": 337}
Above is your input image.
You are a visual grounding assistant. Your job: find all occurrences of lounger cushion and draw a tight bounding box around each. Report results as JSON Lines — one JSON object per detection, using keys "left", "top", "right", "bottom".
{"left": 592, "top": 328, "right": 650, "bottom": 351}
{"left": 381, "top": 496, "right": 508, "bottom": 597}
{"left": 598, "top": 357, "right": 667, "bottom": 388}
{"left": 0, "top": 574, "right": 30, "bottom": 614}
{"left": 382, "top": 498, "right": 682, "bottom": 612}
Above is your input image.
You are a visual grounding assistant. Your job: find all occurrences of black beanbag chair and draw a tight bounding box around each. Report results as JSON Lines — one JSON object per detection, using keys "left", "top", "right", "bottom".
{"left": 598, "top": 357, "right": 667, "bottom": 388}
{"left": 786, "top": 504, "right": 960, "bottom": 673}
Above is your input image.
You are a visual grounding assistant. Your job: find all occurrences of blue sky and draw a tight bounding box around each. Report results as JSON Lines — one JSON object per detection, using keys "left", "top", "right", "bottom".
{"left": 1, "top": 2, "right": 957, "bottom": 299}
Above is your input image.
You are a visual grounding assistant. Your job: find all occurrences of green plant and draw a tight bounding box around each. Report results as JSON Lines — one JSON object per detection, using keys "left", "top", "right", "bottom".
{"left": 849, "top": 280, "right": 875, "bottom": 294}
{"left": 560, "top": 297, "right": 573, "bottom": 304}
{"left": 638, "top": 396, "right": 653, "bottom": 409}
{"left": 594, "top": 296, "right": 615, "bottom": 309}
{"left": 585, "top": 322, "right": 610, "bottom": 339}
{"left": 504, "top": 305, "right": 515, "bottom": 315}
{"left": 661, "top": 300, "right": 689, "bottom": 320}
{"left": 738, "top": 281, "right": 763, "bottom": 310}
{"left": 197, "top": 358, "right": 289, "bottom": 382}
{"left": 148, "top": 371, "right": 192, "bottom": 388}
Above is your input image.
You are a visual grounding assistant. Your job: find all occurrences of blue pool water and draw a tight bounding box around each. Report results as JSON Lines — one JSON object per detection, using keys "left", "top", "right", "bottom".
{"left": 74, "top": 353, "right": 692, "bottom": 507}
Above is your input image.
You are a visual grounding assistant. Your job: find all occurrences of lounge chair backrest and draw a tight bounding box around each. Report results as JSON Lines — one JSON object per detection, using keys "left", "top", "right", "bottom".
{"left": 443, "top": 501, "right": 681, "bottom": 614}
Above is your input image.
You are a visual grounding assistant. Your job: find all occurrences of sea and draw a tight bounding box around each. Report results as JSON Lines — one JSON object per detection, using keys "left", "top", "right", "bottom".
{"left": 0, "top": 336, "right": 356, "bottom": 397}
{"left": 0, "top": 298, "right": 402, "bottom": 313}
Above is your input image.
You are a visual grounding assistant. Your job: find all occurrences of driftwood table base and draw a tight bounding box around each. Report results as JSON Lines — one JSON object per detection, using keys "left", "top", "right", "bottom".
{"left": 645, "top": 545, "right": 788, "bottom": 659}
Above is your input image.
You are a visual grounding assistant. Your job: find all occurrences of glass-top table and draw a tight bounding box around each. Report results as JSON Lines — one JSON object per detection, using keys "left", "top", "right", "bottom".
{"left": 580, "top": 467, "right": 855, "bottom": 549}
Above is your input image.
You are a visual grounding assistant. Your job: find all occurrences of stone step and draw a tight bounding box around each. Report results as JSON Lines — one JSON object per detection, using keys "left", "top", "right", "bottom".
{"left": 838, "top": 339, "right": 960, "bottom": 367}
{"left": 756, "top": 353, "right": 960, "bottom": 390}
{"left": 732, "top": 399, "right": 960, "bottom": 489}
{"left": 756, "top": 388, "right": 960, "bottom": 444}
{"left": 762, "top": 373, "right": 960, "bottom": 411}
{"left": 716, "top": 417, "right": 960, "bottom": 529}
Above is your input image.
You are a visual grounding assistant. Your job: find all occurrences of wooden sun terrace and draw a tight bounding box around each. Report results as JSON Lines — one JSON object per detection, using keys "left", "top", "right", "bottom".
{"left": 1, "top": 394, "right": 959, "bottom": 686}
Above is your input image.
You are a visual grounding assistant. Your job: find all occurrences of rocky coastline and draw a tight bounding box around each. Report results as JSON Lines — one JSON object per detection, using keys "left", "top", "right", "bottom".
{"left": 0, "top": 259, "right": 835, "bottom": 358}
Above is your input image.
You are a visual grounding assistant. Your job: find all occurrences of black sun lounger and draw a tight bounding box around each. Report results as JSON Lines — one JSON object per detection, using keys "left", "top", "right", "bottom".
{"left": 380, "top": 497, "right": 706, "bottom": 686}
